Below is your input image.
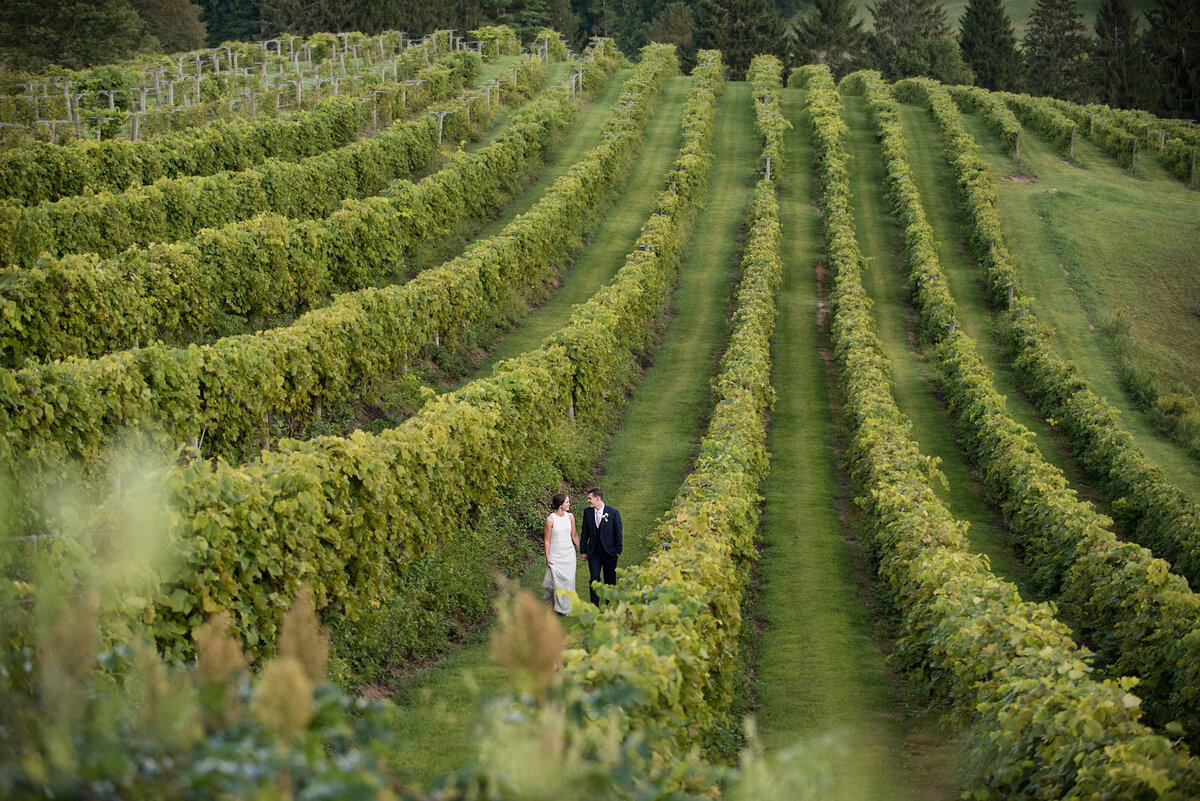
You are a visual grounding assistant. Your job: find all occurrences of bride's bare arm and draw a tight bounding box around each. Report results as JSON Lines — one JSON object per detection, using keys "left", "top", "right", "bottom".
{"left": 543, "top": 515, "right": 553, "bottom": 566}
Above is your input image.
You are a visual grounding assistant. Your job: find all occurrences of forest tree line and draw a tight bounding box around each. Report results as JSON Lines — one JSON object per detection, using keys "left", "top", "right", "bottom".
{"left": 1, "top": 0, "right": 1196, "bottom": 119}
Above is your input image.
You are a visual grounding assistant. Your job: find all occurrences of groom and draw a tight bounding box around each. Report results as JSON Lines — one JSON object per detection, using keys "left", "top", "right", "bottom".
{"left": 579, "top": 487, "right": 622, "bottom": 606}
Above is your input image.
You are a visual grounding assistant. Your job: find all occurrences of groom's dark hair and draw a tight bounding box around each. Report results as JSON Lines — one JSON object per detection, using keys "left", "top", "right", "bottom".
{"left": 586, "top": 487, "right": 603, "bottom": 500}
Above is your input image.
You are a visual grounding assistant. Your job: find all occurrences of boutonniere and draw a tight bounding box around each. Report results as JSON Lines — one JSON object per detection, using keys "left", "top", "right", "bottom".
{"left": 602, "top": 513, "right": 610, "bottom": 522}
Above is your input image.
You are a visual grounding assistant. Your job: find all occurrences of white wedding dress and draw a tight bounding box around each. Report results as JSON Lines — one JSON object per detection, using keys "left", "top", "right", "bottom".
{"left": 542, "top": 512, "right": 576, "bottom": 615}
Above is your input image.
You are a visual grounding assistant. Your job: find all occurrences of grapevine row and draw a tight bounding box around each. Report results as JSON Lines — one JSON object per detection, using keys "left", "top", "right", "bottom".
{"left": 0, "top": 34, "right": 471, "bottom": 205}
{"left": 0, "top": 41, "right": 653, "bottom": 482}
{"left": 0, "top": 51, "right": 592, "bottom": 365}
{"left": 565, "top": 50, "right": 768, "bottom": 756}
{"left": 51, "top": 45, "right": 684, "bottom": 660}
{"left": 1000, "top": 91, "right": 1078, "bottom": 156}
{"left": 0, "top": 28, "right": 434, "bottom": 125}
{"left": 2, "top": 31, "right": 500, "bottom": 147}
{"left": 0, "top": 46, "right": 722, "bottom": 800}
{"left": 859, "top": 73, "right": 1200, "bottom": 746}
{"left": 901, "top": 77, "right": 1200, "bottom": 605}
{"left": 0, "top": 50, "right": 541, "bottom": 267}
{"left": 947, "top": 85, "right": 1021, "bottom": 155}
{"left": 803, "top": 64, "right": 1199, "bottom": 798}
{"left": 1054, "top": 98, "right": 1199, "bottom": 183}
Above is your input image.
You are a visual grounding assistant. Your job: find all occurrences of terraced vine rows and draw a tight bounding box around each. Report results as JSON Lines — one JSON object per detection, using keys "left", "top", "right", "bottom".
{"left": 4, "top": 30, "right": 1200, "bottom": 799}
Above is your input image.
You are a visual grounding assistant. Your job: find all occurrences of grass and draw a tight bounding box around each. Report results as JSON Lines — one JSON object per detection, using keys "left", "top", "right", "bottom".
{"left": 473, "top": 75, "right": 692, "bottom": 372}
{"left": 749, "top": 87, "right": 964, "bottom": 800}
{"left": 842, "top": 95, "right": 1026, "bottom": 584}
{"left": 954, "top": 106, "right": 1200, "bottom": 499}
{"left": 597, "top": 80, "right": 754, "bottom": 568}
{"left": 382, "top": 75, "right": 756, "bottom": 785}
{"left": 460, "top": 61, "right": 572, "bottom": 151}
{"left": 892, "top": 100, "right": 1115, "bottom": 510}
{"left": 460, "top": 66, "right": 635, "bottom": 245}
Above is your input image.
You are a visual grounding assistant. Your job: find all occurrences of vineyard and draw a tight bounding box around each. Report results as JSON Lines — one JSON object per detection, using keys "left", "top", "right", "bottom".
{"left": 2, "top": 23, "right": 1200, "bottom": 801}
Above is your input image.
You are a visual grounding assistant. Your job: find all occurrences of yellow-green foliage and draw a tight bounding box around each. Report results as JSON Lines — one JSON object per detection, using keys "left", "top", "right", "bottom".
{"left": 0, "top": 39, "right": 629, "bottom": 487}
{"left": 0, "top": 35, "right": 465, "bottom": 206}
{"left": 0, "top": 56, "right": 551, "bottom": 364}
{"left": 1055, "top": 97, "right": 1140, "bottom": 166}
{"left": 64, "top": 43, "right": 680, "bottom": 663}
{"left": 800, "top": 63, "right": 1200, "bottom": 797}
{"left": 471, "top": 25, "right": 522, "bottom": 60}
{"left": 1001, "top": 90, "right": 1077, "bottom": 154}
{"left": 894, "top": 75, "right": 1200, "bottom": 744}
{"left": 946, "top": 85, "right": 1021, "bottom": 154}
{"left": 1041, "top": 93, "right": 1200, "bottom": 183}
{"left": 490, "top": 587, "right": 565, "bottom": 700}
{"left": 563, "top": 51, "right": 780, "bottom": 766}
{"left": 534, "top": 29, "right": 570, "bottom": 61}
{"left": 746, "top": 55, "right": 789, "bottom": 170}
{"left": 0, "top": 52, "right": 486, "bottom": 268}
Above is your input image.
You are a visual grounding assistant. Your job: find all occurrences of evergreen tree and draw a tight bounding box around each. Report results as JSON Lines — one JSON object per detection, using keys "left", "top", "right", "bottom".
{"left": 1144, "top": 0, "right": 1200, "bottom": 119}
{"left": 607, "top": 0, "right": 653, "bottom": 54}
{"left": 130, "top": 0, "right": 207, "bottom": 53}
{"left": 696, "top": 0, "right": 788, "bottom": 79}
{"left": 0, "top": 0, "right": 146, "bottom": 69}
{"left": 198, "top": 0, "right": 260, "bottom": 45}
{"left": 548, "top": 0, "right": 578, "bottom": 42}
{"left": 486, "top": 0, "right": 554, "bottom": 42}
{"left": 593, "top": 0, "right": 688, "bottom": 59}
{"left": 647, "top": 2, "right": 699, "bottom": 69}
{"left": 958, "top": 0, "right": 1021, "bottom": 91}
{"left": 258, "top": 0, "right": 485, "bottom": 38}
{"left": 574, "top": 0, "right": 612, "bottom": 41}
{"left": 869, "top": 0, "right": 972, "bottom": 84}
{"left": 794, "top": 0, "right": 867, "bottom": 80}
{"left": 1024, "top": 0, "right": 1092, "bottom": 102}
{"left": 1091, "top": 0, "right": 1142, "bottom": 109}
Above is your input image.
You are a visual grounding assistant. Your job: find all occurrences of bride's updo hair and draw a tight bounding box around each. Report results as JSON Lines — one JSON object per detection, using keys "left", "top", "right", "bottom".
{"left": 551, "top": 493, "right": 568, "bottom": 511}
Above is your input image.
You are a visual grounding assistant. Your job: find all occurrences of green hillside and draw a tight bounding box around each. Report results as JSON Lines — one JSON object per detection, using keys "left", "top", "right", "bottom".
{"left": 3, "top": 30, "right": 1200, "bottom": 801}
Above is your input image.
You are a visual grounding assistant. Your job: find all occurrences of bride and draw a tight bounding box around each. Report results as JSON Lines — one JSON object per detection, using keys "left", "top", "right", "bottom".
{"left": 542, "top": 493, "right": 580, "bottom": 615}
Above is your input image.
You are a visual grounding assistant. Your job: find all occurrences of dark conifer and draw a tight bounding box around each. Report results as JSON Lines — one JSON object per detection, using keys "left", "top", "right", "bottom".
{"left": 794, "top": 0, "right": 867, "bottom": 80}
{"left": 1144, "top": 0, "right": 1200, "bottom": 119}
{"left": 1024, "top": 0, "right": 1092, "bottom": 102}
{"left": 869, "top": 0, "right": 972, "bottom": 84}
{"left": 696, "top": 0, "right": 788, "bottom": 79}
{"left": 959, "top": 0, "right": 1022, "bottom": 91}
{"left": 1092, "top": 0, "right": 1142, "bottom": 109}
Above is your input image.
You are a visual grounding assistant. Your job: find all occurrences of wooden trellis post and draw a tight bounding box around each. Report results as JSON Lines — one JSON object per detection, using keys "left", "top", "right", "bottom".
{"left": 429, "top": 109, "right": 451, "bottom": 144}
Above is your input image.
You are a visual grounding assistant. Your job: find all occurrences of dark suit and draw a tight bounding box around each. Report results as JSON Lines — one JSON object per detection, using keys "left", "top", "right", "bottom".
{"left": 579, "top": 504, "right": 622, "bottom": 605}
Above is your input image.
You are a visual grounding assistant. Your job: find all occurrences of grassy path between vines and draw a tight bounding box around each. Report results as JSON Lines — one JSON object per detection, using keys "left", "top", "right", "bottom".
{"left": 462, "top": 66, "right": 631, "bottom": 235}
{"left": 956, "top": 108, "right": 1200, "bottom": 498}
{"left": 474, "top": 74, "right": 690, "bottom": 371}
{"left": 392, "top": 62, "right": 621, "bottom": 278}
{"left": 381, "top": 77, "right": 754, "bottom": 786}
{"left": 462, "top": 60, "right": 571, "bottom": 151}
{"left": 750, "top": 87, "right": 961, "bottom": 801}
{"left": 841, "top": 96, "right": 1023, "bottom": 585}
